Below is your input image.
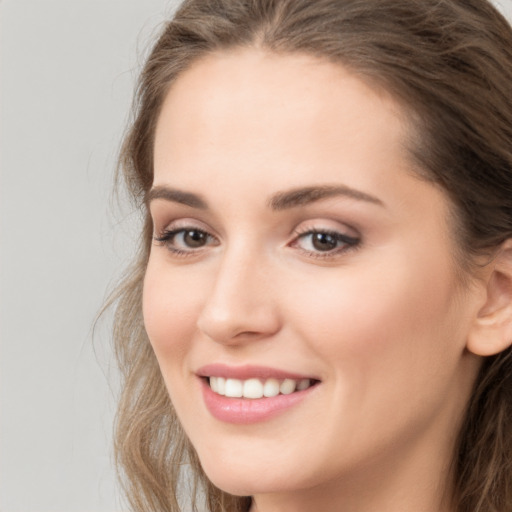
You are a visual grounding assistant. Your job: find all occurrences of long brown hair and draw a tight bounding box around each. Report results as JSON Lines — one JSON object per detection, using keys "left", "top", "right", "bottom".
{"left": 112, "top": 1, "right": 512, "bottom": 510}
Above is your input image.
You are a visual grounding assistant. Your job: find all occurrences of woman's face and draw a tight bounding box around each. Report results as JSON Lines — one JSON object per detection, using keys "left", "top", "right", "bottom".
{"left": 144, "top": 50, "right": 483, "bottom": 506}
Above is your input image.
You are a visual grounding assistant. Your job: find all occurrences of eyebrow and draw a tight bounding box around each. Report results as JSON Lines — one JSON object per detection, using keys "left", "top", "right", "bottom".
{"left": 268, "top": 185, "right": 384, "bottom": 210}
{"left": 146, "top": 186, "right": 208, "bottom": 209}
{"left": 146, "top": 184, "right": 384, "bottom": 210}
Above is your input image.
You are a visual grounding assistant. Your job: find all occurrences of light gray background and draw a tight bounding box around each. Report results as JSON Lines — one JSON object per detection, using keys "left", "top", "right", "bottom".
{"left": 0, "top": 1, "right": 180, "bottom": 511}
{"left": 1, "top": 1, "right": 512, "bottom": 511}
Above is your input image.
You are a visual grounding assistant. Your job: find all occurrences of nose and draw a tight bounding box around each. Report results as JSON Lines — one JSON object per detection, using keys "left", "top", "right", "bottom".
{"left": 196, "top": 249, "right": 281, "bottom": 345}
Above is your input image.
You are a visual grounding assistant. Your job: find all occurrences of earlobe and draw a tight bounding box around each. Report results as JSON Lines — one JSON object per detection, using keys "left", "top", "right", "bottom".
{"left": 467, "top": 240, "right": 512, "bottom": 357}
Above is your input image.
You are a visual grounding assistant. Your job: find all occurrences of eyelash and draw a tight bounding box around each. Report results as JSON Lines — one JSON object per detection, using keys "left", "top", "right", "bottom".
{"left": 290, "top": 227, "right": 361, "bottom": 259}
{"left": 153, "top": 225, "right": 361, "bottom": 260}
{"left": 154, "top": 227, "right": 218, "bottom": 258}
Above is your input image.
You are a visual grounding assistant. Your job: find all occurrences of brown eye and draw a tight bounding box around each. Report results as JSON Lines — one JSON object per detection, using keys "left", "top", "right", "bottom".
{"left": 183, "top": 229, "right": 208, "bottom": 248}
{"left": 154, "top": 226, "right": 218, "bottom": 255}
{"left": 292, "top": 229, "right": 360, "bottom": 257}
{"left": 311, "top": 232, "right": 338, "bottom": 252}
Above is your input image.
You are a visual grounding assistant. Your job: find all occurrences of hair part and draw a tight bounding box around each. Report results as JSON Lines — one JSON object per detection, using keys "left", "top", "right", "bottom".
{"left": 112, "top": 1, "right": 512, "bottom": 511}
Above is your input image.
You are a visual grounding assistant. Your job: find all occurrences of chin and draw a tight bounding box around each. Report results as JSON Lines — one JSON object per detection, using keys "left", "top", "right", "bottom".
{"left": 198, "top": 450, "right": 315, "bottom": 497}
{"left": 205, "top": 472, "right": 257, "bottom": 497}
{"left": 207, "top": 475, "right": 292, "bottom": 498}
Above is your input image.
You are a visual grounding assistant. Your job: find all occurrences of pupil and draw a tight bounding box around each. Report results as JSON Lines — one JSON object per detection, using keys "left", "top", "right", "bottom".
{"left": 184, "top": 230, "right": 206, "bottom": 248}
{"left": 312, "top": 233, "right": 337, "bottom": 251}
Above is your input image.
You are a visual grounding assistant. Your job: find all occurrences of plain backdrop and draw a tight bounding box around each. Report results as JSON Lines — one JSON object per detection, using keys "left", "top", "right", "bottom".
{"left": 0, "top": 1, "right": 180, "bottom": 511}
{"left": 1, "top": 0, "right": 512, "bottom": 511}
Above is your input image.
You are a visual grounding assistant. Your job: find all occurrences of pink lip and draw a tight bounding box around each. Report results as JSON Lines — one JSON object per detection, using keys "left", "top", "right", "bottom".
{"left": 196, "top": 363, "right": 317, "bottom": 381}
{"left": 200, "top": 380, "right": 318, "bottom": 424}
{"left": 197, "top": 365, "right": 320, "bottom": 424}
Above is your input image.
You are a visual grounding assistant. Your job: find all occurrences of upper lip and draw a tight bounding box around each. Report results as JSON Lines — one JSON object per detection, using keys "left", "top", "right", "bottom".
{"left": 196, "top": 363, "right": 319, "bottom": 381}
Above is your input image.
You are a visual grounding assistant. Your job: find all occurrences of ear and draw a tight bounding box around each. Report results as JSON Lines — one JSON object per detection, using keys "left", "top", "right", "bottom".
{"left": 467, "top": 240, "right": 512, "bottom": 357}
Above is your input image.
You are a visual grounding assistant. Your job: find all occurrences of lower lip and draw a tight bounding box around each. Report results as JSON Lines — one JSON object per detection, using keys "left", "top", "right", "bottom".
{"left": 200, "top": 379, "right": 317, "bottom": 424}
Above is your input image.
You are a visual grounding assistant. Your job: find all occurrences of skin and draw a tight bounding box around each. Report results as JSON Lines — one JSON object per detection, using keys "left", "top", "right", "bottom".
{"left": 143, "top": 49, "right": 487, "bottom": 512}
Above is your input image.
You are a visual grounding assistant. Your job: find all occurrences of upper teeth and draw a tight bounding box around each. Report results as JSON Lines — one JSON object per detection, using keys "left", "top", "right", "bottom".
{"left": 209, "top": 377, "right": 312, "bottom": 399}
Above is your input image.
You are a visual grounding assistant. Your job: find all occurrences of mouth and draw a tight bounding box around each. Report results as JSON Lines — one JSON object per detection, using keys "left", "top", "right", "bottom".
{"left": 205, "top": 376, "right": 319, "bottom": 399}
{"left": 197, "top": 365, "right": 321, "bottom": 424}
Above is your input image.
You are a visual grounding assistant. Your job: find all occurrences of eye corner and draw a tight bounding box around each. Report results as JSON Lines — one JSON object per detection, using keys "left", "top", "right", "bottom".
{"left": 151, "top": 222, "right": 219, "bottom": 259}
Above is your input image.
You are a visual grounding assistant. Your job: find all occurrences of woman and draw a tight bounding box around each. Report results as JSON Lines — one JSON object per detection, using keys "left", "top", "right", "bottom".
{"left": 112, "top": 0, "right": 512, "bottom": 510}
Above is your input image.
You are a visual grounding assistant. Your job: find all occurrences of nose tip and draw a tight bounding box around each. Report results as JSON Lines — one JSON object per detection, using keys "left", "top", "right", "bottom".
{"left": 196, "top": 262, "right": 281, "bottom": 345}
{"left": 197, "top": 305, "right": 279, "bottom": 345}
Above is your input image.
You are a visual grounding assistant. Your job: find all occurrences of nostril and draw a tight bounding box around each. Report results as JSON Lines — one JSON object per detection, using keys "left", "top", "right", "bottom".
{"left": 234, "top": 330, "right": 264, "bottom": 338}
{"left": 197, "top": 305, "right": 281, "bottom": 345}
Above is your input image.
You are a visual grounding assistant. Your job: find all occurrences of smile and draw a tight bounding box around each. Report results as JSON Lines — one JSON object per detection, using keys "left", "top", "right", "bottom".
{"left": 208, "top": 376, "right": 314, "bottom": 399}
{"left": 198, "top": 365, "right": 321, "bottom": 424}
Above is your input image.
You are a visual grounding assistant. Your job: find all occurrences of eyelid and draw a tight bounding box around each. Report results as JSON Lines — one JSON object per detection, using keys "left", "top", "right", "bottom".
{"left": 153, "top": 217, "right": 215, "bottom": 236}
{"left": 292, "top": 218, "right": 359, "bottom": 236}
{"left": 152, "top": 218, "right": 220, "bottom": 257}
{"left": 152, "top": 217, "right": 361, "bottom": 260}
{"left": 289, "top": 222, "right": 362, "bottom": 259}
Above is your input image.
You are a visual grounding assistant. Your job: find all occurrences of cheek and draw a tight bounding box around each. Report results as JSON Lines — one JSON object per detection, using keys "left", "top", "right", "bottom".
{"left": 278, "top": 252, "right": 471, "bottom": 463}
{"left": 286, "top": 248, "right": 466, "bottom": 388}
{"left": 142, "top": 258, "right": 203, "bottom": 363}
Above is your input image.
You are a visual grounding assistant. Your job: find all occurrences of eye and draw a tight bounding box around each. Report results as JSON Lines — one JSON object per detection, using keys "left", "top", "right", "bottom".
{"left": 154, "top": 226, "right": 218, "bottom": 254}
{"left": 291, "top": 229, "right": 360, "bottom": 257}
{"left": 178, "top": 229, "right": 209, "bottom": 248}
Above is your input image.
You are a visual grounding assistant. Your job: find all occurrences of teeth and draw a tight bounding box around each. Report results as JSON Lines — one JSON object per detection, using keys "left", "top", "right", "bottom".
{"left": 217, "top": 377, "right": 226, "bottom": 395}
{"left": 280, "top": 378, "right": 296, "bottom": 395}
{"left": 225, "top": 378, "right": 243, "bottom": 397}
{"left": 297, "top": 378, "right": 310, "bottom": 391}
{"left": 263, "top": 378, "right": 280, "bottom": 397}
{"left": 208, "top": 377, "right": 313, "bottom": 399}
{"left": 243, "top": 378, "right": 263, "bottom": 399}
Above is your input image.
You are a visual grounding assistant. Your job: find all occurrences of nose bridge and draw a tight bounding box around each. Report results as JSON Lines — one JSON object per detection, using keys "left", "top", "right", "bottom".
{"left": 197, "top": 238, "right": 280, "bottom": 343}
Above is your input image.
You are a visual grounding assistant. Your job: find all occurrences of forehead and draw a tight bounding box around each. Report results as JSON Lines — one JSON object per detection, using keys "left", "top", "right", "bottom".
{"left": 154, "top": 49, "right": 410, "bottom": 173}
{"left": 153, "top": 48, "right": 431, "bottom": 220}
